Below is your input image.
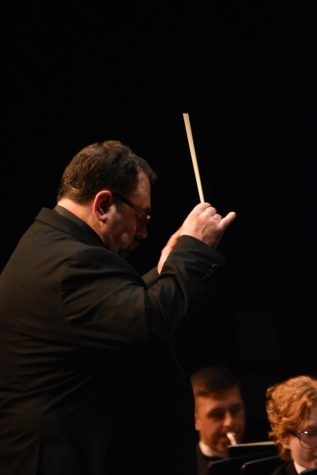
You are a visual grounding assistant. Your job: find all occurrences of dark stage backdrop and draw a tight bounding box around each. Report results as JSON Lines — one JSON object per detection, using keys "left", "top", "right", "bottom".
{"left": 2, "top": 3, "right": 317, "bottom": 441}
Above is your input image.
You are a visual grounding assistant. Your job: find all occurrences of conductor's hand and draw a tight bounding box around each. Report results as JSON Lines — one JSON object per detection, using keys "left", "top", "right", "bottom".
{"left": 157, "top": 203, "right": 236, "bottom": 273}
{"left": 180, "top": 203, "right": 236, "bottom": 248}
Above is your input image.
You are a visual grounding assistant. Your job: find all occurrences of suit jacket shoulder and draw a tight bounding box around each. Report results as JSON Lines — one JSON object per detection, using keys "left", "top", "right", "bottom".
{"left": 271, "top": 461, "right": 297, "bottom": 475}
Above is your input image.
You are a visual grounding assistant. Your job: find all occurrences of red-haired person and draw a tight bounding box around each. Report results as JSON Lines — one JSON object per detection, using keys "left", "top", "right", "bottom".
{"left": 266, "top": 375, "right": 317, "bottom": 474}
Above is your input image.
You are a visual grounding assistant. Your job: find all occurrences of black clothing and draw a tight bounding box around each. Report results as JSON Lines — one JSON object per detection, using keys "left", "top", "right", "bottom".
{"left": 196, "top": 443, "right": 224, "bottom": 475}
{"left": 0, "top": 207, "right": 226, "bottom": 475}
{"left": 271, "top": 461, "right": 298, "bottom": 475}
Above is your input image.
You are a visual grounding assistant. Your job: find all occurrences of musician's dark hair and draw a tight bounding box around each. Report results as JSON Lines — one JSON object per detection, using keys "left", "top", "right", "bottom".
{"left": 57, "top": 140, "right": 157, "bottom": 203}
{"left": 191, "top": 366, "right": 241, "bottom": 398}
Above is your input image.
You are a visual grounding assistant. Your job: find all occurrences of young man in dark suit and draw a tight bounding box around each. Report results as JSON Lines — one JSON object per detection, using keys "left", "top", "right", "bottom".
{"left": 191, "top": 366, "right": 246, "bottom": 474}
{"left": 0, "top": 140, "right": 236, "bottom": 475}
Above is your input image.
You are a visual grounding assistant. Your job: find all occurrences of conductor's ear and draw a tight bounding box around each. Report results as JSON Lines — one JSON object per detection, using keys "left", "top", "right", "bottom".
{"left": 93, "top": 190, "right": 113, "bottom": 220}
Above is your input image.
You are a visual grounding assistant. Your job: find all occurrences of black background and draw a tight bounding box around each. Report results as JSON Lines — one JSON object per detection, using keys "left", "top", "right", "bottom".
{"left": 2, "top": 3, "right": 317, "bottom": 441}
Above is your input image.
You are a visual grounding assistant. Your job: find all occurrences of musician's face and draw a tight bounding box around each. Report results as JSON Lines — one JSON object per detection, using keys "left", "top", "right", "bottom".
{"left": 283, "top": 404, "right": 317, "bottom": 469}
{"left": 194, "top": 387, "right": 245, "bottom": 456}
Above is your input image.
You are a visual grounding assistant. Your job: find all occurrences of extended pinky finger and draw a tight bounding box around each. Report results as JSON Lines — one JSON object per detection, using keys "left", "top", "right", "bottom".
{"left": 220, "top": 211, "right": 237, "bottom": 229}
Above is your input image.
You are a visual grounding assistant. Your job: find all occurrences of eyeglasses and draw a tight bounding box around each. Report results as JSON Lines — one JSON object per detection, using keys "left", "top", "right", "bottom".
{"left": 292, "top": 428, "right": 317, "bottom": 449}
{"left": 112, "top": 192, "right": 151, "bottom": 224}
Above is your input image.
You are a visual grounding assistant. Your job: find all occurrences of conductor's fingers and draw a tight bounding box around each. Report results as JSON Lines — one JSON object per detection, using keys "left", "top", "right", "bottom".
{"left": 219, "top": 211, "right": 237, "bottom": 230}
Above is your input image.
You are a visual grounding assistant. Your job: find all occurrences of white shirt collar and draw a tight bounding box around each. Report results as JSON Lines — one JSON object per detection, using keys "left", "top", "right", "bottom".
{"left": 199, "top": 441, "right": 225, "bottom": 458}
{"left": 294, "top": 461, "right": 311, "bottom": 473}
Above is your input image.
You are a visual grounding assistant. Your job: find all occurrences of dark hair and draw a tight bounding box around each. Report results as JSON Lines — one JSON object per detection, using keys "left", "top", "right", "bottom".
{"left": 191, "top": 366, "right": 241, "bottom": 398}
{"left": 57, "top": 140, "right": 157, "bottom": 203}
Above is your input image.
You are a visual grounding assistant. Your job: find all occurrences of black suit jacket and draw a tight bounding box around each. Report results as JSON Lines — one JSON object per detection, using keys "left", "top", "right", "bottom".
{"left": 271, "top": 461, "right": 298, "bottom": 475}
{"left": 0, "top": 208, "right": 226, "bottom": 475}
{"left": 196, "top": 443, "right": 224, "bottom": 475}
{"left": 272, "top": 462, "right": 317, "bottom": 474}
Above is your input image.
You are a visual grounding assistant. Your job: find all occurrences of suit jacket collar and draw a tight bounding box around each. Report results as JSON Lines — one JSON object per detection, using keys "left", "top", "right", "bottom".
{"left": 36, "top": 207, "right": 105, "bottom": 248}
{"left": 272, "top": 461, "right": 298, "bottom": 475}
{"left": 286, "top": 462, "right": 298, "bottom": 475}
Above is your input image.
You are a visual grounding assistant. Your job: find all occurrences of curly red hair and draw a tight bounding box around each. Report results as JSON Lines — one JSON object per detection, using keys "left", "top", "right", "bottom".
{"left": 266, "top": 375, "right": 317, "bottom": 460}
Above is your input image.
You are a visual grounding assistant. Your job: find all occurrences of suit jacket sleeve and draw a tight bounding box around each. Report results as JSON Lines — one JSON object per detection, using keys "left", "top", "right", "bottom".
{"left": 60, "top": 235, "right": 225, "bottom": 349}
